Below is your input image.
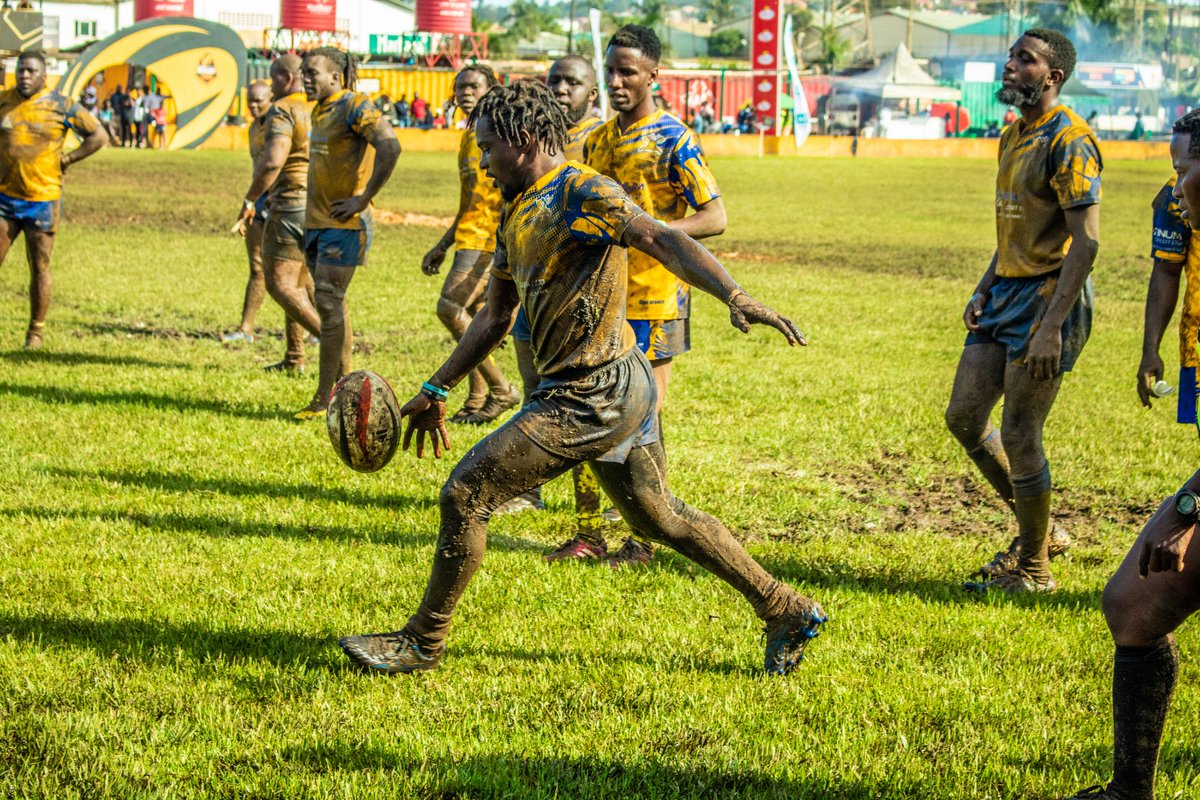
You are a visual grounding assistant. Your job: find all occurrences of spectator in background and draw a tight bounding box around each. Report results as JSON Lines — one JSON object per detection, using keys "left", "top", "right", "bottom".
{"left": 375, "top": 92, "right": 395, "bottom": 124}
{"left": 98, "top": 98, "right": 119, "bottom": 141}
{"left": 985, "top": 120, "right": 1001, "bottom": 138}
{"left": 110, "top": 84, "right": 132, "bottom": 147}
{"left": 737, "top": 102, "right": 755, "bottom": 134}
{"left": 1003, "top": 105, "right": 1018, "bottom": 126}
{"left": 411, "top": 93, "right": 428, "bottom": 128}
{"left": 395, "top": 94, "right": 409, "bottom": 127}
{"left": 151, "top": 103, "right": 168, "bottom": 149}
{"left": 80, "top": 86, "right": 99, "bottom": 116}
{"left": 1129, "top": 111, "right": 1146, "bottom": 141}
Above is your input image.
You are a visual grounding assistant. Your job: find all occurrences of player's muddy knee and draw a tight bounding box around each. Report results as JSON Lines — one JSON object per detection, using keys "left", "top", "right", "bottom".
{"left": 436, "top": 296, "right": 468, "bottom": 331}
{"left": 944, "top": 403, "right": 984, "bottom": 445}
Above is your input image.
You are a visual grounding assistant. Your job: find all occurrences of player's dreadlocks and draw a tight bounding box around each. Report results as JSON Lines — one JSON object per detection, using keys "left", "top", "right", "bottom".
{"left": 607, "top": 24, "right": 661, "bottom": 64}
{"left": 305, "top": 46, "right": 358, "bottom": 92}
{"left": 1023, "top": 28, "right": 1077, "bottom": 83}
{"left": 458, "top": 62, "right": 498, "bottom": 89}
{"left": 1174, "top": 109, "right": 1200, "bottom": 156}
{"left": 468, "top": 79, "right": 568, "bottom": 156}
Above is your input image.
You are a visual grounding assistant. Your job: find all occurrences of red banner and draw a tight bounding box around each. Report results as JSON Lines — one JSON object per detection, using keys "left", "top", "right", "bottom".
{"left": 751, "top": 0, "right": 780, "bottom": 132}
{"left": 280, "top": 0, "right": 337, "bottom": 32}
{"left": 415, "top": 0, "right": 472, "bottom": 34}
{"left": 134, "top": 0, "right": 193, "bottom": 20}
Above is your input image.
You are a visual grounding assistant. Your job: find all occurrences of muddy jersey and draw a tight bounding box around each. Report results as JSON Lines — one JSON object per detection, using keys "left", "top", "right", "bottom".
{"left": 491, "top": 161, "right": 644, "bottom": 376}
{"left": 307, "top": 89, "right": 380, "bottom": 230}
{"left": 264, "top": 91, "right": 311, "bottom": 211}
{"left": 565, "top": 115, "right": 602, "bottom": 162}
{"left": 0, "top": 88, "right": 100, "bottom": 202}
{"left": 249, "top": 113, "right": 267, "bottom": 164}
{"left": 584, "top": 109, "right": 720, "bottom": 321}
{"left": 454, "top": 127, "right": 502, "bottom": 252}
{"left": 995, "top": 104, "right": 1102, "bottom": 279}
{"left": 1151, "top": 176, "right": 1200, "bottom": 368}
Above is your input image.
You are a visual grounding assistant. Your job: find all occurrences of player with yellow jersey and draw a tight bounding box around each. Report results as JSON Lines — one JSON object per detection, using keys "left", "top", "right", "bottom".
{"left": 947, "top": 29, "right": 1100, "bottom": 595}
{"left": 224, "top": 81, "right": 271, "bottom": 346}
{"left": 337, "top": 80, "right": 825, "bottom": 679}
{"left": 295, "top": 48, "right": 400, "bottom": 421}
{"left": 0, "top": 52, "right": 107, "bottom": 348}
{"left": 1138, "top": 174, "right": 1200, "bottom": 423}
{"left": 234, "top": 55, "right": 321, "bottom": 375}
{"left": 584, "top": 24, "right": 726, "bottom": 567}
{"left": 421, "top": 64, "right": 519, "bottom": 426}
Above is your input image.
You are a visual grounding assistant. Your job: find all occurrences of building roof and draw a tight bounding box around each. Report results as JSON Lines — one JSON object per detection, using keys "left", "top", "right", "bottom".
{"left": 878, "top": 8, "right": 988, "bottom": 33}
{"left": 951, "top": 13, "right": 1036, "bottom": 37}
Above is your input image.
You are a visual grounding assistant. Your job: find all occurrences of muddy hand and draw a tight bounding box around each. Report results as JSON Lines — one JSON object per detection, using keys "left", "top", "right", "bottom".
{"left": 963, "top": 293, "right": 986, "bottom": 333}
{"left": 1137, "top": 353, "right": 1164, "bottom": 409}
{"left": 422, "top": 244, "right": 448, "bottom": 276}
{"left": 1139, "top": 499, "right": 1196, "bottom": 577}
{"left": 401, "top": 393, "right": 451, "bottom": 459}
{"left": 729, "top": 294, "right": 807, "bottom": 346}
{"left": 1025, "top": 327, "right": 1062, "bottom": 381}
{"left": 330, "top": 195, "right": 369, "bottom": 223}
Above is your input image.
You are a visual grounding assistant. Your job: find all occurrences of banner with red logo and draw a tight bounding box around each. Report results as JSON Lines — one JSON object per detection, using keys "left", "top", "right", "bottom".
{"left": 751, "top": 0, "right": 780, "bottom": 133}
{"left": 134, "top": 0, "right": 193, "bottom": 20}
{"left": 415, "top": 0, "right": 472, "bottom": 35}
{"left": 280, "top": 0, "right": 337, "bottom": 32}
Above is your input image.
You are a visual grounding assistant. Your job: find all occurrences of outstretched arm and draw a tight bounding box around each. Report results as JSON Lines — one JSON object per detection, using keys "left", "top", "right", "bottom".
{"left": 330, "top": 121, "right": 401, "bottom": 222}
{"left": 622, "top": 214, "right": 805, "bottom": 346}
{"left": 399, "top": 276, "right": 521, "bottom": 458}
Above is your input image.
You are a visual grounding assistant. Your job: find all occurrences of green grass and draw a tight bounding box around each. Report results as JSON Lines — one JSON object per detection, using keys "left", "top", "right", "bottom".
{"left": 0, "top": 149, "right": 1196, "bottom": 799}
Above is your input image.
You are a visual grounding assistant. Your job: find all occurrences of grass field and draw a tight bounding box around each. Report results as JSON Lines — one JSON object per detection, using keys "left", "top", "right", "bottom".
{"left": 0, "top": 148, "right": 1196, "bottom": 800}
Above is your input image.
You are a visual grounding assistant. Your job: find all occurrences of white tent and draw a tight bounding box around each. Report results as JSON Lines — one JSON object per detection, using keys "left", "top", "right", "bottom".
{"left": 841, "top": 42, "right": 962, "bottom": 102}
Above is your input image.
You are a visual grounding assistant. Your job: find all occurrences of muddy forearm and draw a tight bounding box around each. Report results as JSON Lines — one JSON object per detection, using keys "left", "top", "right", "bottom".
{"left": 626, "top": 217, "right": 740, "bottom": 303}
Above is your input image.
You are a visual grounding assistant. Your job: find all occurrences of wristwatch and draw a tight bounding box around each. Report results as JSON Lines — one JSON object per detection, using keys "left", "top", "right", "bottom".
{"left": 1174, "top": 489, "right": 1200, "bottom": 520}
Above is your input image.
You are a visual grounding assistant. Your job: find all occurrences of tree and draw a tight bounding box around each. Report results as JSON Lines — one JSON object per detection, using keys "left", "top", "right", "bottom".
{"left": 701, "top": 0, "right": 740, "bottom": 24}
{"left": 708, "top": 28, "right": 747, "bottom": 57}
{"left": 505, "top": 0, "right": 559, "bottom": 44}
{"left": 813, "top": 23, "right": 848, "bottom": 72}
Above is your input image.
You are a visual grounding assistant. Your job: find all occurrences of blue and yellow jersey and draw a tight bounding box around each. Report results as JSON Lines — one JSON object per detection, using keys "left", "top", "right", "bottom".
{"left": 564, "top": 114, "right": 602, "bottom": 163}
{"left": 492, "top": 161, "right": 644, "bottom": 376}
{"left": 455, "top": 127, "right": 503, "bottom": 252}
{"left": 1151, "top": 176, "right": 1200, "bottom": 368}
{"left": 995, "top": 104, "right": 1101, "bottom": 278}
{"left": 0, "top": 88, "right": 100, "bottom": 202}
{"left": 264, "top": 91, "right": 311, "bottom": 211}
{"left": 307, "top": 89, "right": 381, "bottom": 230}
{"left": 584, "top": 109, "right": 720, "bottom": 320}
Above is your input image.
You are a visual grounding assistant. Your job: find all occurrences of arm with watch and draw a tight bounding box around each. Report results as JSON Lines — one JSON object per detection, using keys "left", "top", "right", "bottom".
{"left": 399, "top": 275, "right": 522, "bottom": 459}
{"left": 1140, "top": 471, "right": 1200, "bottom": 576}
{"left": 233, "top": 133, "right": 291, "bottom": 233}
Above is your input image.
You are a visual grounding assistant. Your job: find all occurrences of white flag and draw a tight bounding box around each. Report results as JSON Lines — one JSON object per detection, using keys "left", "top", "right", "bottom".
{"left": 590, "top": 9, "right": 608, "bottom": 118}
{"left": 783, "top": 14, "right": 812, "bottom": 148}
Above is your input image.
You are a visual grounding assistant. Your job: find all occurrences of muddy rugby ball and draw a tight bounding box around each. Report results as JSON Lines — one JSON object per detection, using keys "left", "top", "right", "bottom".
{"left": 326, "top": 371, "right": 402, "bottom": 473}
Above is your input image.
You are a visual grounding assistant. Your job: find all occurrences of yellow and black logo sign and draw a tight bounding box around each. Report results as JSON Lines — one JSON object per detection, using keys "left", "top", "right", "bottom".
{"left": 59, "top": 18, "right": 245, "bottom": 150}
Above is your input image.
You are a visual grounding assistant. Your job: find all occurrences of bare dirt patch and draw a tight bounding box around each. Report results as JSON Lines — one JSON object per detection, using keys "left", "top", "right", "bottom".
{"left": 373, "top": 209, "right": 454, "bottom": 228}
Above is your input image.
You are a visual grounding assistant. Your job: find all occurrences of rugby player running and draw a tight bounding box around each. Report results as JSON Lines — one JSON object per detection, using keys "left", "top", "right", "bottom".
{"left": 421, "top": 64, "right": 519, "bottom": 425}
{"left": 946, "top": 29, "right": 1100, "bottom": 594}
{"left": 294, "top": 48, "right": 400, "bottom": 421}
{"left": 338, "top": 80, "right": 826, "bottom": 677}
{"left": 0, "top": 51, "right": 106, "bottom": 349}
{"left": 233, "top": 55, "right": 321, "bottom": 375}
{"left": 584, "top": 25, "right": 727, "bottom": 567}
{"left": 1058, "top": 109, "right": 1200, "bottom": 800}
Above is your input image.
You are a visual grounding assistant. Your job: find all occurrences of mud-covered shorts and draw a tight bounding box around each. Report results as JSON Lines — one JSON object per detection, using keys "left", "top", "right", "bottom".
{"left": 965, "top": 272, "right": 1093, "bottom": 373}
{"left": 0, "top": 192, "right": 58, "bottom": 233}
{"left": 629, "top": 318, "right": 690, "bottom": 361}
{"left": 450, "top": 248, "right": 493, "bottom": 276}
{"left": 262, "top": 206, "right": 305, "bottom": 264}
{"left": 513, "top": 347, "right": 659, "bottom": 464}
{"left": 305, "top": 212, "right": 373, "bottom": 269}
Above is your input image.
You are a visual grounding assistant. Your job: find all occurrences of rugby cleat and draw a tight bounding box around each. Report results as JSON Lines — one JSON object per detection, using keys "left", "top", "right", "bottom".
{"left": 293, "top": 401, "right": 327, "bottom": 421}
{"left": 975, "top": 525, "right": 1072, "bottom": 580}
{"left": 763, "top": 598, "right": 828, "bottom": 676}
{"left": 448, "top": 393, "right": 487, "bottom": 424}
{"left": 221, "top": 330, "right": 255, "bottom": 344}
{"left": 263, "top": 360, "right": 305, "bottom": 375}
{"left": 963, "top": 570, "right": 1056, "bottom": 595}
{"left": 545, "top": 535, "right": 607, "bottom": 563}
{"left": 23, "top": 325, "right": 43, "bottom": 350}
{"left": 605, "top": 537, "right": 652, "bottom": 568}
{"left": 601, "top": 507, "right": 624, "bottom": 523}
{"left": 495, "top": 492, "right": 546, "bottom": 516}
{"left": 459, "top": 386, "right": 522, "bottom": 425}
{"left": 338, "top": 631, "right": 444, "bottom": 675}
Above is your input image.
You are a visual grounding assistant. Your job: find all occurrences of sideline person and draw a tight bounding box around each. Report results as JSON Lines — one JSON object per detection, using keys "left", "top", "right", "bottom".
{"left": 224, "top": 81, "right": 271, "bottom": 345}
{"left": 337, "top": 80, "right": 826, "bottom": 677}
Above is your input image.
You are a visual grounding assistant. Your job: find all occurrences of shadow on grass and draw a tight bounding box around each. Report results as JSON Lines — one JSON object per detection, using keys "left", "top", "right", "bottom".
{"left": 761, "top": 554, "right": 1104, "bottom": 611}
{"left": 279, "top": 748, "right": 936, "bottom": 799}
{"left": 0, "top": 349, "right": 191, "bottom": 370}
{"left": 0, "top": 381, "right": 282, "bottom": 421}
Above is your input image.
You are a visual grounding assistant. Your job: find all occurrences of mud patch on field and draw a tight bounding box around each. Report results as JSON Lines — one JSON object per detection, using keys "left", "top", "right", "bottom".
{"left": 373, "top": 209, "right": 454, "bottom": 228}
{"left": 815, "top": 449, "right": 1154, "bottom": 540}
{"left": 713, "top": 250, "right": 785, "bottom": 264}
{"left": 76, "top": 320, "right": 219, "bottom": 341}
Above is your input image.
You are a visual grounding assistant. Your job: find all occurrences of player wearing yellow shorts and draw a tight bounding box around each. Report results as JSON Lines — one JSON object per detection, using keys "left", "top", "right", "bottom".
{"left": 947, "top": 29, "right": 1100, "bottom": 594}
{"left": 0, "top": 51, "right": 107, "bottom": 349}
{"left": 421, "top": 64, "right": 518, "bottom": 425}
{"left": 234, "top": 55, "right": 321, "bottom": 374}
{"left": 584, "top": 25, "right": 726, "bottom": 567}
{"left": 224, "top": 81, "right": 271, "bottom": 345}
{"left": 295, "top": 48, "right": 400, "bottom": 420}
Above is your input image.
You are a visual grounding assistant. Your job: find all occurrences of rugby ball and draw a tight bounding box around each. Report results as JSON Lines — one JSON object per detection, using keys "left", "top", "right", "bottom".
{"left": 326, "top": 370, "right": 402, "bottom": 472}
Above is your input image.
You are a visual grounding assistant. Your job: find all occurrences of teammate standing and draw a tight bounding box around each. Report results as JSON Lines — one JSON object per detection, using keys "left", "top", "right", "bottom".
{"left": 421, "top": 64, "right": 519, "bottom": 425}
{"left": 584, "top": 24, "right": 726, "bottom": 567}
{"left": 225, "top": 81, "right": 272, "bottom": 345}
{"left": 1137, "top": 169, "right": 1197, "bottom": 421}
{"left": 294, "top": 48, "right": 400, "bottom": 421}
{"left": 234, "top": 56, "right": 321, "bottom": 374}
{"left": 1057, "top": 116, "right": 1200, "bottom": 800}
{"left": 337, "top": 80, "right": 825, "bottom": 677}
{"left": 0, "top": 52, "right": 106, "bottom": 349}
{"left": 946, "top": 29, "right": 1100, "bottom": 594}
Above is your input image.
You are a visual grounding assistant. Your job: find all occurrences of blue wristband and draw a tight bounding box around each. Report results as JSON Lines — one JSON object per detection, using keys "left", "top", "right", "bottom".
{"left": 421, "top": 381, "right": 449, "bottom": 400}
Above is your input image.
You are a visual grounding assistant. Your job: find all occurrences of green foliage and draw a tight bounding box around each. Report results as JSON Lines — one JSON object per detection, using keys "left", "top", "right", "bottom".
{"left": 707, "top": 29, "right": 747, "bottom": 58}
{"left": 813, "top": 23, "right": 849, "bottom": 72}
{"left": 0, "top": 149, "right": 1197, "bottom": 799}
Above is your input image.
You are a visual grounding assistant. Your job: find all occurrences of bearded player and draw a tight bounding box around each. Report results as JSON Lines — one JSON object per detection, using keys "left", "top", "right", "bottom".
{"left": 0, "top": 51, "right": 106, "bottom": 349}
{"left": 224, "top": 81, "right": 271, "bottom": 345}
{"left": 294, "top": 48, "right": 400, "bottom": 421}
{"left": 234, "top": 55, "right": 321, "bottom": 374}
{"left": 1057, "top": 110, "right": 1200, "bottom": 800}
{"left": 421, "top": 64, "right": 519, "bottom": 425}
{"left": 946, "top": 29, "right": 1099, "bottom": 594}
{"left": 583, "top": 24, "right": 726, "bottom": 567}
{"left": 338, "top": 80, "right": 826, "bottom": 677}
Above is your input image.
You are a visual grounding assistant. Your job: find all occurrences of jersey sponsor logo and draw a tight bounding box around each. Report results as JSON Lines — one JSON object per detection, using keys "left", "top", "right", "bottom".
{"left": 1154, "top": 227, "right": 1184, "bottom": 243}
